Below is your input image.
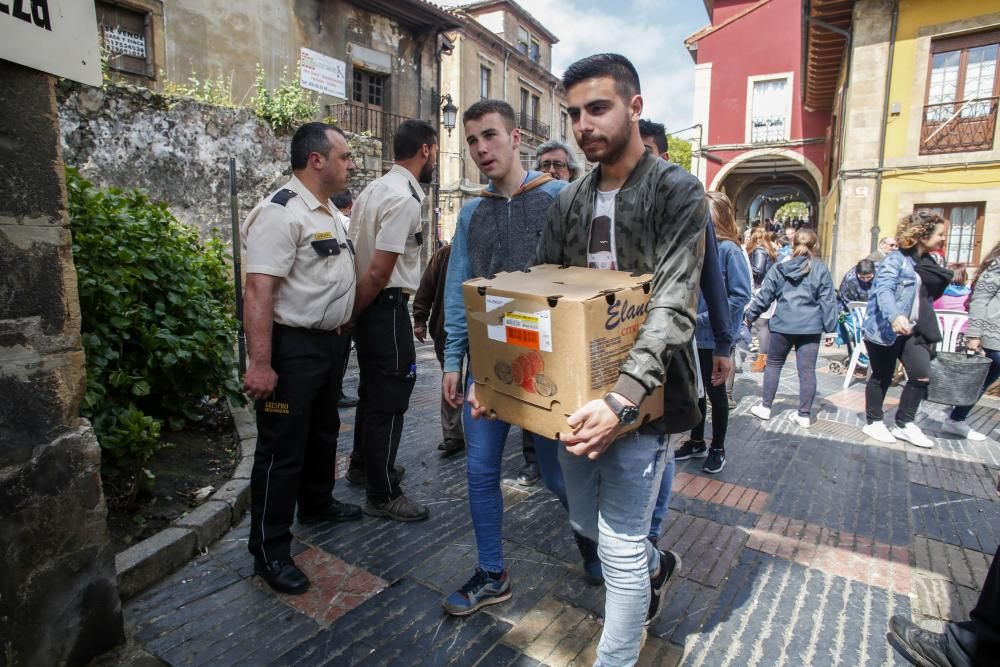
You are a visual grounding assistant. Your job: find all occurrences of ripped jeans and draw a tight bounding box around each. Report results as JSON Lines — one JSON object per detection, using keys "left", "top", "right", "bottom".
{"left": 559, "top": 431, "right": 669, "bottom": 666}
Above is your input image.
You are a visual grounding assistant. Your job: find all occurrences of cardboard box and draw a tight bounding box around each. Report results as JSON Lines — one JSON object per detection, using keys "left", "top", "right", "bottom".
{"left": 464, "top": 264, "right": 664, "bottom": 438}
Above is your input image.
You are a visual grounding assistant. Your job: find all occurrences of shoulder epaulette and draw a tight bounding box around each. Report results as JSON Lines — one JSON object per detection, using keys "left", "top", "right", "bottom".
{"left": 270, "top": 189, "right": 298, "bottom": 206}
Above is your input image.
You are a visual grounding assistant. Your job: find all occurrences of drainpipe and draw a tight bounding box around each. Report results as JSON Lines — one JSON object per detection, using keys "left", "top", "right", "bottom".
{"left": 869, "top": 0, "right": 899, "bottom": 253}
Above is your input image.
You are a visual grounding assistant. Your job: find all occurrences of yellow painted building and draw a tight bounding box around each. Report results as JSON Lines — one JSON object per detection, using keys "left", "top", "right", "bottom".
{"left": 804, "top": 0, "right": 1000, "bottom": 279}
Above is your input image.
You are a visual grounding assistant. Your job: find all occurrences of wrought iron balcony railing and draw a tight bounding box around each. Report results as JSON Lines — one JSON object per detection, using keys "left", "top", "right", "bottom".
{"left": 750, "top": 115, "right": 787, "bottom": 144}
{"left": 516, "top": 112, "right": 550, "bottom": 139}
{"left": 920, "top": 97, "right": 998, "bottom": 155}
{"left": 326, "top": 102, "right": 411, "bottom": 162}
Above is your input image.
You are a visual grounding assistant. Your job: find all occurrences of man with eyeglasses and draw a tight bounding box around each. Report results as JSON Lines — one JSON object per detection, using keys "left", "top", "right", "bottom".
{"left": 534, "top": 138, "right": 580, "bottom": 182}
{"left": 867, "top": 236, "right": 898, "bottom": 263}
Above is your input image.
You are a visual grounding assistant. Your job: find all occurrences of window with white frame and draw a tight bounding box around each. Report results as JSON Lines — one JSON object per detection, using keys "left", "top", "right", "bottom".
{"left": 480, "top": 65, "right": 491, "bottom": 99}
{"left": 750, "top": 77, "right": 790, "bottom": 143}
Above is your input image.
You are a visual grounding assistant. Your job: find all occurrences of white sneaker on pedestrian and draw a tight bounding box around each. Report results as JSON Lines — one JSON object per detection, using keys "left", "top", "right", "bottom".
{"left": 863, "top": 421, "right": 897, "bottom": 443}
{"left": 891, "top": 422, "right": 935, "bottom": 449}
{"left": 750, "top": 405, "right": 771, "bottom": 421}
{"left": 790, "top": 414, "right": 811, "bottom": 429}
{"left": 941, "top": 418, "right": 987, "bottom": 442}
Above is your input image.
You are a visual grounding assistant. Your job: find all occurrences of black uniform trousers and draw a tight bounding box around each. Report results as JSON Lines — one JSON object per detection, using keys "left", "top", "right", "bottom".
{"left": 946, "top": 543, "right": 1000, "bottom": 666}
{"left": 353, "top": 288, "right": 416, "bottom": 503}
{"left": 248, "top": 323, "right": 349, "bottom": 563}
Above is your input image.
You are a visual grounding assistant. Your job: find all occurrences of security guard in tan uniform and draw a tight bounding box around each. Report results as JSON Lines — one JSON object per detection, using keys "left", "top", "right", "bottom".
{"left": 241, "top": 122, "right": 360, "bottom": 595}
{"left": 347, "top": 119, "right": 437, "bottom": 522}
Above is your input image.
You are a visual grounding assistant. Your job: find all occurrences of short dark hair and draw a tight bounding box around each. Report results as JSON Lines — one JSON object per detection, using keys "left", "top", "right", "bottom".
{"left": 638, "top": 119, "right": 666, "bottom": 153}
{"left": 855, "top": 259, "right": 876, "bottom": 276}
{"left": 393, "top": 119, "right": 437, "bottom": 161}
{"left": 290, "top": 122, "right": 345, "bottom": 170}
{"left": 562, "top": 53, "right": 640, "bottom": 102}
{"left": 462, "top": 99, "right": 516, "bottom": 131}
{"left": 332, "top": 190, "right": 353, "bottom": 210}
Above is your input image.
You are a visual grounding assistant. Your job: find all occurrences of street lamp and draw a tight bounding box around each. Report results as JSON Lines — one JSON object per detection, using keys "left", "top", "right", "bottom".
{"left": 441, "top": 94, "right": 457, "bottom": 136}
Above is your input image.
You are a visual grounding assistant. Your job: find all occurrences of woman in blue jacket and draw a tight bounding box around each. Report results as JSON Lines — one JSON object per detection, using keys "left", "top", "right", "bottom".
{"left": 745, "top": 229, "right": 838, "bottom": 427}
{"left": 674, "top": 192, "right": 752, "bottom": 474}
{"left": 861, "top": 210, "right": 950, "bottom": 448}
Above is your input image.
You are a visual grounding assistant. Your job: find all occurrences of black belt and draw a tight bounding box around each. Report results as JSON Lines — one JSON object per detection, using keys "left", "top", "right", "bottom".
{"left": 273, "top": 322, "right": 340, "bottom": 336}
{"left": 374, "top": 287, "right": 410, "bottom": 305}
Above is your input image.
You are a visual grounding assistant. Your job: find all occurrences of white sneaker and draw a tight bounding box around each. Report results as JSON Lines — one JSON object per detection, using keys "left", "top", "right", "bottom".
{"left": 863, "top": 421, "right": 897, "bottom": 443}
{"left": 790, "top": 414, "right": 811, "bottom": 429}
{"left": 750, "top": 405, "right": 771, "bottom": 421}
{"left": 942, "top": 418, "right": 988, "bottom": 442}
{"left": 891, "top": 422, "right": 935, "bottom": 449}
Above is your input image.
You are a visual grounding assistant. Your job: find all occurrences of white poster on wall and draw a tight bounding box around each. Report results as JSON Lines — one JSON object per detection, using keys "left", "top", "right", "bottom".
{"left": 0, "top": 0, "right": 102, "bottom": 86}
{"left": 300, "top": 47, "right": 346, "bottom": 99}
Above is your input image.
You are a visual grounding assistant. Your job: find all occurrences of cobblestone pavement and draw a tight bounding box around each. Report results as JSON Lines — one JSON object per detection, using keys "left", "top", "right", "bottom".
{"left": 126, "top": 341, "right": 1000, "bottom": 666}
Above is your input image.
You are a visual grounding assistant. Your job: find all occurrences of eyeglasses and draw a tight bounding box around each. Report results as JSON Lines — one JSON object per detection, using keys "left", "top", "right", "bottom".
{"left": 539, "top": 160, "right": 568, "bottom": 171}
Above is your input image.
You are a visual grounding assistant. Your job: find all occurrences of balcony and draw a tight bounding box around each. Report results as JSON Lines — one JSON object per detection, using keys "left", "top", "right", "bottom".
{"left": 750, "top": 115, "right": 787, "bottom": 144}
{"left": 920, "top": 97, "right": 998, "bottom": 155}
{"left": 516, "top": 112, "right": 550, "bottom": 140}
{"left": 326, "top": 102, "right": 412, "bottom": 163}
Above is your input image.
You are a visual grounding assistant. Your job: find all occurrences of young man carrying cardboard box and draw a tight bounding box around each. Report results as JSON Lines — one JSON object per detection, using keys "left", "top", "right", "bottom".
{"left": 439, "top": 100, "right": 603, "bottom": 616}
{"left": 535, "top": 54, "right": 707, "bottom": 665}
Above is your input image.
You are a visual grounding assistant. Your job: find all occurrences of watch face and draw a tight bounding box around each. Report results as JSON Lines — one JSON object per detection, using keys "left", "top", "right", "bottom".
{"left": 620, "top": 406, "right": 640, "bottom": 426}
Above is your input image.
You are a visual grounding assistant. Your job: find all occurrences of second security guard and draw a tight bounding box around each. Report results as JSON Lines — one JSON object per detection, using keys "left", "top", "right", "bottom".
{"left": 347, "top": 119, "right": 438, "bottom": 522}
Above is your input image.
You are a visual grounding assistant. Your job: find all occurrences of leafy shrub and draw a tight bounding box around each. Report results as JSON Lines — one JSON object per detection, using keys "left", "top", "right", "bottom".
{"left": 252, "top": 64, "right": 320, "bottom": 132}
{"left": 67, "top": 168, "right": 242, "bottom": 495}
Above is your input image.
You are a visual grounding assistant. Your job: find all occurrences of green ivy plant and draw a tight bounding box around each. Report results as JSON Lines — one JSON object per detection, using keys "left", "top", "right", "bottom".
{"left": 67, "top": 168, "right": 243, "bottom": 500}
{"left": 252, "top": 64, "right": 320, "bottom": 133}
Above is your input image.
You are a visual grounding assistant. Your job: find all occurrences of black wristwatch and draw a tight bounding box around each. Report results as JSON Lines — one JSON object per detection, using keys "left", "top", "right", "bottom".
{"left": 603, "top": 393, "right": 640, "bottom": 426}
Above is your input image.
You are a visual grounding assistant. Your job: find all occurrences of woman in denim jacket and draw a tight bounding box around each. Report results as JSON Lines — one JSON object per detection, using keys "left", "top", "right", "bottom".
{"left": 862, "top": 210, "right": 949, "bottom": 447}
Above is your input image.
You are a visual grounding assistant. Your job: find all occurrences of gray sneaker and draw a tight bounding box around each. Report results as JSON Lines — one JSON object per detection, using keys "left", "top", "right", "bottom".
{"left": 443, "top": 568, "right": 512, "bottom": 616}
{"left": 363, "top": 494, "right": 429, "bottom": 522}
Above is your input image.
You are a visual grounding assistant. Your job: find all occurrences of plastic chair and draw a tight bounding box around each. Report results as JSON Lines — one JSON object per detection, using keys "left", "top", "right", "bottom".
{"left": 842, "top": 301, "right": 869, "bottom": 390}
{"left": 935, "top": 310, "right": 969, "bottom": 353}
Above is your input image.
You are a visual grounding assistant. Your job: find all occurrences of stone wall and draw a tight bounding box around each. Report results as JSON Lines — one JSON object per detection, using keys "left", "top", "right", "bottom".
{"left": 0, "top": 62, "right": 123, "bottom": 666}
{"left": 57, "top": 81, "right": 384, "bottom": 244}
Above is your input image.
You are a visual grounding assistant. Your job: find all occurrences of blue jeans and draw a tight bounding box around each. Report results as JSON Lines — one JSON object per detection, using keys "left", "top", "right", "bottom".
{"left": 950, "top": 348, "right": 1000, "bottom": 422}
{"left": 647, "top": 454, "right": 675, "bottom": 542}
{"left": 464, "top": 377, "right": 567, "bottom": 573}
{"left": 559, "top": 431, "right": 669, "bottom": 666}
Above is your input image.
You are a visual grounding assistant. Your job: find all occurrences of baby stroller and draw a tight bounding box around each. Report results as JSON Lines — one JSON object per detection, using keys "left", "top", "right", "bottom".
{"left": 829, "top": 301, "right": 868, "bottom": 376}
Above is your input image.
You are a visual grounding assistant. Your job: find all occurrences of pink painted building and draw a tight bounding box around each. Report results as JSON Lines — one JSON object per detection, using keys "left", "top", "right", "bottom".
{"left": 686, "top": 0, "right": 832, "bottom": 229}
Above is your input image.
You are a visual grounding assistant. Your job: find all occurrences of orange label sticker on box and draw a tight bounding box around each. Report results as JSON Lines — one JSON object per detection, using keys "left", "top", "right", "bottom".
{"left": 502, "top": 311, "right": 552, "bottom": 351}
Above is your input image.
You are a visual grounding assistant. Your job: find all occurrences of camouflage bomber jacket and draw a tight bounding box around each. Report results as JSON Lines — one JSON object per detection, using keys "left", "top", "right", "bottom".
{"left": 536, "top": 150, "right": 708, "bottom": 434}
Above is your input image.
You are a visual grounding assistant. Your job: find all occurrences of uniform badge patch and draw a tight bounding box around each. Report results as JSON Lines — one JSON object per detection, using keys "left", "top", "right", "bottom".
{"left": 313, "top": 231, "right": 334, "bottom": 241}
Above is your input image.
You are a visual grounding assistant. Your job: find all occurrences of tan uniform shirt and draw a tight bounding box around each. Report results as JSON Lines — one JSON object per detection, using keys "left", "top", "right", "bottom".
{"left": 240, "top": 175, "right": 356, "bottom": 330}
{"left": 349, "top": 164, "right": 425, "bottom": 294}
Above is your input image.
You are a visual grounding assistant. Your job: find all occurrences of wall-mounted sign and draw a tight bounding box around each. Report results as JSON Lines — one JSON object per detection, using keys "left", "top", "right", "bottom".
{"left": 0, "top": 0, "right": 102, "bottom": 86}
{"left": 300, "top": 47, "right": 346, "bottom": 99}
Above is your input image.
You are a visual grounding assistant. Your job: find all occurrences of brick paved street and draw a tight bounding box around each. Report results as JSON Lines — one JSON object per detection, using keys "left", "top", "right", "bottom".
{"left": 126, "top": 341, "right": 1000, "bottom": 666}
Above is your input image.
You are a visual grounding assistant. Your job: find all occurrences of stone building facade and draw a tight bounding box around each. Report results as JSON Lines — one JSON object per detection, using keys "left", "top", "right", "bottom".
{"left": 437, "top": 0, "right": 585, "bottom": 241}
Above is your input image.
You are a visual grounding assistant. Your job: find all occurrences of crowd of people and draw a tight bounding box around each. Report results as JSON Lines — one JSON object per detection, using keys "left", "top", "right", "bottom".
{"left": 238, "top": 51, "right": 996, "bottom": 667}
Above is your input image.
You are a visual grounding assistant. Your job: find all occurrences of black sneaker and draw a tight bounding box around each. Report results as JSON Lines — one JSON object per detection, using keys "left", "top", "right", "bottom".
{"left": 646, "top": 549, "right": 681, "bottom": 626}
{"left": 702, "top": 448, "right": 726, "bottom": 474}
{"left": 887, "top": 615, "right": 953, "bottom": 667}
{"left": 674, "top": 439, "right": 708, "bottom": 460}
{"left": 297, "top": 498, "right": 362, "bottom": 524}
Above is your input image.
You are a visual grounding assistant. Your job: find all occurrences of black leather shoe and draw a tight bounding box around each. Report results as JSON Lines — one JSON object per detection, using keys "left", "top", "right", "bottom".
{"left": 297, "top": 499, "right": 362, "bottom": 524}
{"left": 887, "top": 615, "right": 954, "bottom": 667}
{"left": 437, "top": 439, "right": 466, "bottom": 457}
{"left": 254, "top": 558, "right": 310, "bottom": 595}
{"left": 338, "top": 394, "right": 359, "bottom": 408}
{"left": 517, "top": 462, "right": 540, "bottom": 486}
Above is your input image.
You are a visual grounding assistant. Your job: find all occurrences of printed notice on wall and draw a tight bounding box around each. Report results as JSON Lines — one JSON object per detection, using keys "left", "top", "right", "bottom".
{"left": 300, "top": 47, "right": 346, "bottom": 99}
